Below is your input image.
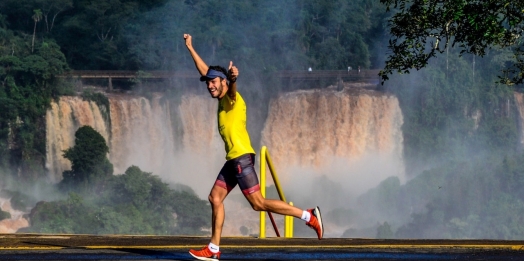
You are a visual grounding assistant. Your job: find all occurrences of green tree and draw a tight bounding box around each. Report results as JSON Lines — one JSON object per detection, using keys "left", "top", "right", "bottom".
{"left": 384, "top": 46, "right": 518, "bottom": 172}
{"left": 0, "top": 23, "right": 69, "bottom": 181}
{"left": 31, "top": 9, "right": 42, "bottom": 53}
{"left": 123, "top": 0, "right": 386, "bottom": 73}
{"left": 35, "top": 0, "right": 73, "bottom": 33}
{"left": 356, "top": 152, "right": 524, "bottom": 239}
{"left": 104, "top": 165, "right": 209, "bottom": 235}
{"left": 60, "top": 126, "right": 113, "bottom": 192}
{"left": 49, "top": 0, "right": 168, "bottom": 70}
{"left": 28, "top": 193, "right": 83, "bottom": 234}
{"left": 110, "top": 166, "right": 157, "bottom": 210}
{"left": 30, "top": 166, "right": 210, "bottom": 235}
{"left": 480, "top": 194, "right": 524, "bottom": 239}
{"left": 379, "top": 0, "right": 524, "bottom": 84}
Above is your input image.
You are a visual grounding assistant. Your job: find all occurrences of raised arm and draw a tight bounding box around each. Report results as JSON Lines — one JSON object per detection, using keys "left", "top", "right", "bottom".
{"left": 184, "top": 34, "right": 208, "bottom": 76}
{"left": 227, "top": 61, "right": 238, "bottom": 100}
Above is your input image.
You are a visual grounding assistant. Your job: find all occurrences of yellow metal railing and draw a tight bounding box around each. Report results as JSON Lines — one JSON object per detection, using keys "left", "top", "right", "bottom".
{"left": 259, "top": 146, "right": 294, "bottom": 238}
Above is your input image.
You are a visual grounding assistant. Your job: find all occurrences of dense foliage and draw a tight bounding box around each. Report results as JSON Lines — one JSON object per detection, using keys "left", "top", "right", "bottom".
{"left": 356, "top": 152, "right": 524, "bottom": 239}
{"left": 126, "top": 0, "right": 388, "bottom": 75}
{"left": 29, "top": 166, "right": 210, "bottom": 235}
{"left": 386, "top": 48, "right": 518, "bottom": 172}
{"left": 379, "top": 0, "right": 524, "bottom": 85}
{"left": 60, "top": 125, "right": 113, "bottom": 193}
{"left": 0, "top": 0, "right": 386, "bottom": 72}
{"left": 0, "top": 13, "right": 69, "bottom": 182}
{"left": 28, "top": 127, "right": 209, "bottom": 235}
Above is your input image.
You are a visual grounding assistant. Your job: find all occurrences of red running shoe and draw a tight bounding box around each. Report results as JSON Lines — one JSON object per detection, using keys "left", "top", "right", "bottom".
{"left": 189, "top": 246, "right": 221, "bottom": 261}
{"left": 306, "top": 206, "right": 324, "bottom": 239}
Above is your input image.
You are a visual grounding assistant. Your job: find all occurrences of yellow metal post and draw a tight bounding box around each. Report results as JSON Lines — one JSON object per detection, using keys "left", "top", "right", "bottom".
{"left": 259, "top": 146, "right": 267, "bottom": 238}
{"left": 264, "top": 149, "right": 286, "bottom": 203}
{"left": 259, "top": 146, "right": 294, "bottom": 238}
{"left": 285, "top": 202, "right": 294, "bottom": 238}
{"left": 289, "top": 202, "right": 294, "bottom": 237}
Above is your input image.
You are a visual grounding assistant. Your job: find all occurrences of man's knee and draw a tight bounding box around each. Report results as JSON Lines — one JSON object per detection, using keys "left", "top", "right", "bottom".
{"left": 246, "top": 193, "right": 266, "bottom": 211}
{"left": 208, "top": 194, "right": 217, "bottom": 205}
{"left": 250, "top": 201, "right": 265, "bottom": 211}
{"left": 208, "top": 188, "right": 226, "bottom": 206}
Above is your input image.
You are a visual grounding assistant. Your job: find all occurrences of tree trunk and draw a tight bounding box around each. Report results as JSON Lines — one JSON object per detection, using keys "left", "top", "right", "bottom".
{"left": 32, "top": 21, "right": 37, "bottom": 53}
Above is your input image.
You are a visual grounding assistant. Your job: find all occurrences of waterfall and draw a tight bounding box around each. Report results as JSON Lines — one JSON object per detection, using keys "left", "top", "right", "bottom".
{"left": 45, "top": 93, "right": 224, "bottom": 196}
{"left": 46, "top": 96, "right": 109, "bottom": 182}
{"left": 107, "top": 93, "right": 176, "bottom": 176}
{"left": 46, "top": 94, "right": 177, "bottom": 182}
{"left": 261, "top": 86, "right": 405, "bottom": 194}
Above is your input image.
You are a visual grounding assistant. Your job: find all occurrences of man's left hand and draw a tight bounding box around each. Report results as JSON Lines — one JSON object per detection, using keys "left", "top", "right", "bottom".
{"left": 228, "top": 61, "right": 238, "bottom": 82}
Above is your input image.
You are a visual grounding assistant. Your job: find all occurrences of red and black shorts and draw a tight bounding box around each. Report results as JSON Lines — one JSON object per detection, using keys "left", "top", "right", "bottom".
{"left": 214, "top": 153, "right": 260, "bottom": 195}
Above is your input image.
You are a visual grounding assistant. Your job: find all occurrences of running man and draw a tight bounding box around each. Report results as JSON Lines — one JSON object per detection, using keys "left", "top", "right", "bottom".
{"left": 183, "top": 34, "right": 323, "bottom": 261}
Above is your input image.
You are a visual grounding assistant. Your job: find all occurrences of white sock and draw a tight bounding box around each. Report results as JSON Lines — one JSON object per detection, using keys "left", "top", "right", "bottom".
{"left": 208, "top": 243, "right": 219, "bottom": 253}
{"left": 300, "top": 210, "right": 311, "bottom": 222}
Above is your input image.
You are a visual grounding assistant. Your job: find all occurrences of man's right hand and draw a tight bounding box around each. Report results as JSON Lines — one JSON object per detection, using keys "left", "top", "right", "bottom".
{"left": 183, "top": 34, "right": 193, "bottom": 49}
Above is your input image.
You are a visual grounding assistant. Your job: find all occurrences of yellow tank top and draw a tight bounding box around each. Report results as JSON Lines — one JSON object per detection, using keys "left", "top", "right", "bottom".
{"left": 217, "top": 92, "right": 255, "bottom": 160}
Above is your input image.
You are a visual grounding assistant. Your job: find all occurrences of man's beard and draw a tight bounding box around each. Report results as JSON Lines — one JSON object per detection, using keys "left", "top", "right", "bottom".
{"left": 210, "top": 82, "right": 225, "bottom": 98}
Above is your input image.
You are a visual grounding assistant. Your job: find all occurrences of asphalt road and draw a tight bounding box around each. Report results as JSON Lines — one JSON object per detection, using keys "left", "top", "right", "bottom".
{"left": 1, "top": 234, "right": 524, "bottom": 260}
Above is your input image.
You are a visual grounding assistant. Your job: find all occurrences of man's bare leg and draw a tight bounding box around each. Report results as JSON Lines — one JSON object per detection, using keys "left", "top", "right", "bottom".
{"left": 244, "top": 190, "right": 302, "bottom": 217}
{"left": 209, "top": 185, "right": 228, "bottom": 246}
{"left": 244, "top": 190, "right": 324, "bottom": 239}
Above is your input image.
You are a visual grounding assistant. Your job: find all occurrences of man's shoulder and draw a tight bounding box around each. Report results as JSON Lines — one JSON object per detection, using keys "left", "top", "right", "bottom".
{"left": 234, "top": 92, "right": 246, "bottom": 104}
{"left": 220, "top": 91, "right": 243, "bottom": 106}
